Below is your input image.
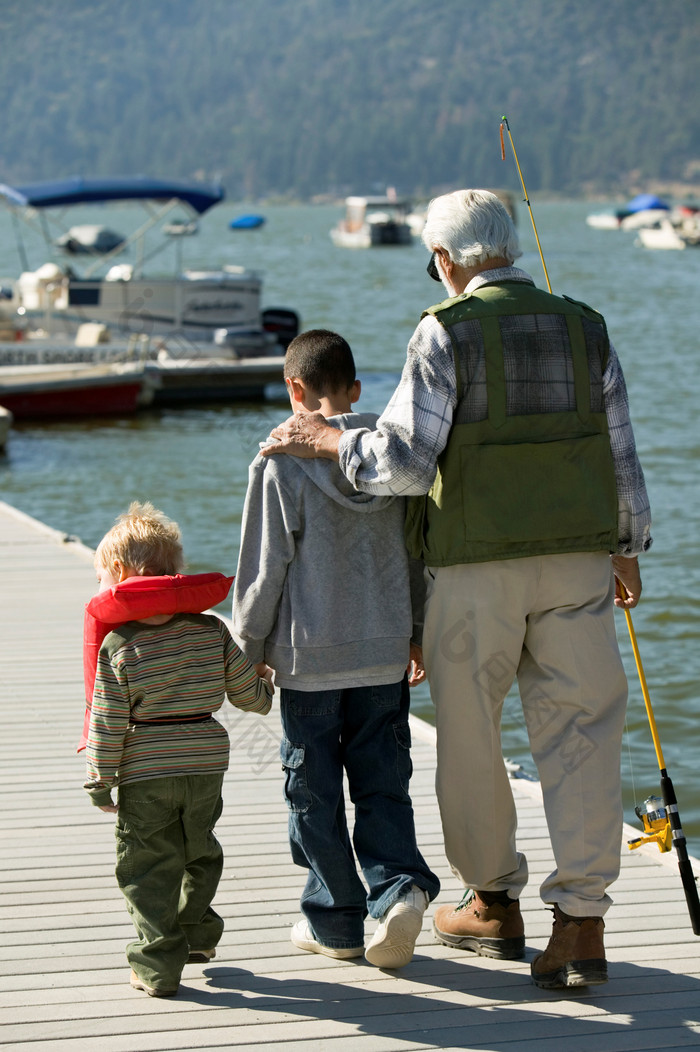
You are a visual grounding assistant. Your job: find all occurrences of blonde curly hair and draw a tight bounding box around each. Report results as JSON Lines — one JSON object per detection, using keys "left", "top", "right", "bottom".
{"left": 94, "top": 501, "right": 185, "bottom": 576}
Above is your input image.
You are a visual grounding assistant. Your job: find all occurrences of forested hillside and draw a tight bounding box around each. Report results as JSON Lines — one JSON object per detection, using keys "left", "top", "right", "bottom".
{"left": 0, "top": 0, "right": 698, "bottom": 199}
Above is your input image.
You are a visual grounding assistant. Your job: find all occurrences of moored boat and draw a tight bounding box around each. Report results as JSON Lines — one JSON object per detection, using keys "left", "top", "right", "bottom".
{"left": 0, "top": 360, "right": 155, "bottom": 418}
{"left": 0, "top": 330, "right": 285, "bottom": 410}
{"left": 0, "top": 176, "right": 299, "bottom": 349}
{"left": 0, "top": 177, "right": 296, "bottom": 414}
{"left": 330, "top": 192, "right": 413, "bottom": 248}
{"left": 230, "top": 214, "right": 265, "bottom": 229}
{"left": 586, "top": 193, "right": 670, "bottom": 230}
{"left": 636, "top": 207, "right": 700, "bottom": 250}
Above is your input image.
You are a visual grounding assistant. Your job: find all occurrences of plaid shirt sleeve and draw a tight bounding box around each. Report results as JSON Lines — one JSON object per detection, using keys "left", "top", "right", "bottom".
{"left": 339, "top": 314, "right": 457, "bottom": 496}
{"left": 604, "top": 342, "right": 653, "bottom": 556}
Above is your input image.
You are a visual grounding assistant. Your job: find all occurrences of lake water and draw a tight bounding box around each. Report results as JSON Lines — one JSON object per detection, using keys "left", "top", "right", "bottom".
{"left": 1, "top": 197, "right": 699, "bottom": 863}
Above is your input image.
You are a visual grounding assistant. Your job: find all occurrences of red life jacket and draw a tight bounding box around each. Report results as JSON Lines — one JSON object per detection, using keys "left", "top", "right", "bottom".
{"left": 79, "top": 572, "right": 234, "bottom": 752}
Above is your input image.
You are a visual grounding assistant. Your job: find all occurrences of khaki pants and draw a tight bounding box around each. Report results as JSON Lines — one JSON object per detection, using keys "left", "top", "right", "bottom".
{"left": 422, "top": 552, "right": 628, "bottom": 917}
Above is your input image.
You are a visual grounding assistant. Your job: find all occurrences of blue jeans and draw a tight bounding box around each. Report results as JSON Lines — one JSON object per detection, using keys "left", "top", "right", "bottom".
{"left": 115, "top": 774, "right": 225, "bottom": 990}
{"left": 280, "top": 677, "right": 440, "bottom": 949}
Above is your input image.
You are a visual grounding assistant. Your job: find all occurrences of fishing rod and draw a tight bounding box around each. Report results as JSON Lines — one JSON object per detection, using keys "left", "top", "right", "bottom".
{"left": 500, "top": 115, "right": 700, "bottom": 935}
{"left": 500, "top": 116, "right": 552, "bottom": 294}
{"left": 620, "top": 593, "right": 700, "bottom": 934}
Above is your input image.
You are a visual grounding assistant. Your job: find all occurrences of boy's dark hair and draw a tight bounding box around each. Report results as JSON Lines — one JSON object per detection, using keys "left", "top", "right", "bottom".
{"left": 284, "top": 329, "right": 356, "bottom": 396}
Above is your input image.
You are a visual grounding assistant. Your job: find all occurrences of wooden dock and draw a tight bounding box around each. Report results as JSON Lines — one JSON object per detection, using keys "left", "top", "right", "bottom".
{"left": 1, "top": 498, "right": 699, "bottom": 1051}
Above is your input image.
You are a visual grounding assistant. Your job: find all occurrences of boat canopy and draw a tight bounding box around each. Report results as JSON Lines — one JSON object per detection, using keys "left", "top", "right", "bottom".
{"left": 626, "top": 193, "right": 669, "bottom": 213}
{"left": 0, "top": 176, "right": 225, "bottom": 215}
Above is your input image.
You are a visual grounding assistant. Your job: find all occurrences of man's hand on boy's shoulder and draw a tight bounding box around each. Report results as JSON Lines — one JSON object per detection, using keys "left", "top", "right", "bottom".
{"left": 261, "top": 412, "right": 341, "bottom": 461}
{"left": 407, "top": 643, "right": 426, "bottom": 687}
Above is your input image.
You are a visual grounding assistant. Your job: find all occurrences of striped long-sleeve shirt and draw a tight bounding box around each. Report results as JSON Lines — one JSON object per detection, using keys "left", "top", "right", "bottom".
{"left": 339, "top": 267, "right": 652, "bottom": 557}
{"left": 84, "top": 613, "right": 272, "bottom": 807}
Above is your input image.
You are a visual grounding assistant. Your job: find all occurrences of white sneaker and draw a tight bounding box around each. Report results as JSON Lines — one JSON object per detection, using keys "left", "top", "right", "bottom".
{"left": 365, "top": 885, "right": 429, "bottom": 968}
{"left": 290, "top": 919, "right": 364, "bottom": 960}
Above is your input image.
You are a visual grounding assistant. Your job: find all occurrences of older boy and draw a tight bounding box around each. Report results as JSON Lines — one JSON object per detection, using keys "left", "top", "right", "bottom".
{"left": 84, "top": 502, "right": 272, "bottom": 997}
{"left": 232, "top": 330, "right": 439, "bottom": 969}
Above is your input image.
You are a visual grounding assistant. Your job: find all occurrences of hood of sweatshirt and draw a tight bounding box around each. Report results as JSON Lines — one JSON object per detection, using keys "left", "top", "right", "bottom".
{"left": 261, "top": 411, "right": 396, "bottom": 513}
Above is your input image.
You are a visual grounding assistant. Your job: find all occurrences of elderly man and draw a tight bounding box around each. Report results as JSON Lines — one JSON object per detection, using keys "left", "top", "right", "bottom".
{"left": 262, "top": 189, "right": 651, "bottom": 989}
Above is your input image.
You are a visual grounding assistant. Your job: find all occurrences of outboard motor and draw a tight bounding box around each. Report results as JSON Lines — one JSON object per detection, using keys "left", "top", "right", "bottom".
{"left": 262, "top": 308, "right": 300, "bottom": 350}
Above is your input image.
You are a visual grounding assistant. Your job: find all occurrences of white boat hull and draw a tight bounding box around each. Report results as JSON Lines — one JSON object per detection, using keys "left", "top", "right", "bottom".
{"left": 619, "top": 208, "right": 670, "bottom": 231}
{"left": 13, "top": 270, "right": 265, "bottom": 341}
{"left": 330, "top": 195, "right": 413, "bottom": 248}
{"left": 637, "top": 225, "right": 687, "bottom": 250}
{"left": 586, "top": 212, "right": 622, "bottom": 229}
{"left": 636, "top": 215, "right": 700, "bottom": 250}
{"left": 330, "top": 220, "right": 412, "bottom": 247}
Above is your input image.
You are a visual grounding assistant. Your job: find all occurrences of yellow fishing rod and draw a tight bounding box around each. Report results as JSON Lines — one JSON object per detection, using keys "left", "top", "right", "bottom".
{"left": 620, "top": 592, "right": 700, "bottom": 934}
{"left": 500, "top": 116, "right": 553, "bottom": 294}
{"left": 500, "top": 115, "right": 700, "bottom": 935}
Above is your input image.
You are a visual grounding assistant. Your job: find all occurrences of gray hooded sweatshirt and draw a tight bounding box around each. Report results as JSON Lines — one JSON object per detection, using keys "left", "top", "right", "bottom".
{"left": 232, "top": 411, "right": 419, "bottom": 691}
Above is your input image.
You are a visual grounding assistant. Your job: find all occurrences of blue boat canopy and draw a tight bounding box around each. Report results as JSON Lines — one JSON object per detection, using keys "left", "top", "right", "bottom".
{"left": 0, "top": 176, "right": 225, "bottom": 215}
{"left": 626, "top": 193, "right": 669, "bottom": 213}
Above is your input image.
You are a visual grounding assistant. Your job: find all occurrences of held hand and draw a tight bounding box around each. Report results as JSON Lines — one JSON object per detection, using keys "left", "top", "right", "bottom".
{"left": 255, "top": 661, "right": 275, "bottom": 693}
{"left": 611, "top": 554, "right": 642, "bottom": 609}
{"left": 261, "top": 412, "right": 341, "bottom": 461}
{"left": 407, "top": 643, "right": 427, "bottom": 687}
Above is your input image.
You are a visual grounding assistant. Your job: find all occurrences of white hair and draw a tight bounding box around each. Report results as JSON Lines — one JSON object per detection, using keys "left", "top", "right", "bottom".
{"left": 421, "top": 189, "right": 521, "bottom": 268}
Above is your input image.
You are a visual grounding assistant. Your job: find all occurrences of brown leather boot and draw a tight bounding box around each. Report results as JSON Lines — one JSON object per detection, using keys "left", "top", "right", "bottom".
{"left": 531, "top": 905, "right": 607, "bottom": 988}
{"left": 433, "top": 888, "right": 525, "bottom": 959}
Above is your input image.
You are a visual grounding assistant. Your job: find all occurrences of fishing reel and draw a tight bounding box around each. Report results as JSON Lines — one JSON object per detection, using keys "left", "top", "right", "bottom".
{"left": 628, "top": 795, "right": 673, "bottom": 853}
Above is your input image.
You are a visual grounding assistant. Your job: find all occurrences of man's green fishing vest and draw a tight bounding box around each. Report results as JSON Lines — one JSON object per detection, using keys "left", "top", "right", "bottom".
{"left": 405, "top": 281, "right": 619, "bottom": 566}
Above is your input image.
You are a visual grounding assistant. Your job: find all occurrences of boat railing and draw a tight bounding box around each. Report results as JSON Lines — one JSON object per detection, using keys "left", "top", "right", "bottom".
{"left": 79, "top": 198, "right": 195, "bottom": 279}
{"left": 126, "top": 333, "right": 152, "bottom": 361}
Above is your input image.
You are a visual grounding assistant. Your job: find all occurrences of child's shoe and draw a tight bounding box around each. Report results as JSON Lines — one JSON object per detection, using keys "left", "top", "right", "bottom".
{"left": 291, "top": 919, "right": 364, "bottom": 960}
{"left": 187, "top": 948, "right": 217, "bottom": 963}
{"left": 130, "top": 970, "right": 178, "bottom": 997}
{"left": 365, "top": 884, "right": 429, "bottom": 968}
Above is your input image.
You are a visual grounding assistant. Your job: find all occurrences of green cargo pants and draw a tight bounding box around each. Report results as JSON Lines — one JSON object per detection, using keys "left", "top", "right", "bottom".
{"left": 115, "top": 773, "right": 225, "bottom": 991}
